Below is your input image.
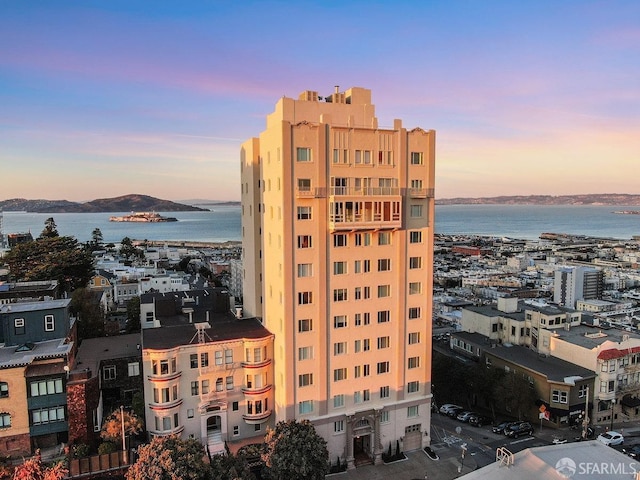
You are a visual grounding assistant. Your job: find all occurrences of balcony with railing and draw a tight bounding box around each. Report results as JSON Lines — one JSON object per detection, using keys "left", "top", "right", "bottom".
{"left": 407, "top": 187, "right": 434, "bottom": 199}
{"left": 149, "top": 425, "right": 185, "bottom": 436}
{"left": 241, "top": 358, "right": 272, "bottom": 369}
{"left": 329, "top": 198, "right": 402, "bottom": 232}
{"left": 242, "top": 384, "right": 273, "bottom": 396}
{"left": 148, "top": 398, "right": 183, "bottom": 411}
{"left": 330, "top": 186, "right": 400, "bottom": 197}
{"left": 243, "top": 409, "right": 272, "bottom": 424}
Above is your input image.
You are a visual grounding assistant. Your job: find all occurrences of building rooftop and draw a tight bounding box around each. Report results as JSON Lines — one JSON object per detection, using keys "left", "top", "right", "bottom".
{"left": 0, "top": 298, "right": 71, "bottom": 313}
{"left": 74, "top": 333, "right": 142, "bottom": 377}
{"left": 486, "top": 343, "right": 595, "bottom": 383}
{"left": 465, "top": 304, "right": 526, "bottom": 322}
{"left": 463, "top": 440, "right": 636, "bottom": 480}
{"left": 552, "top": 323, "right": 640, "bottom": 350}
{"left": 0, "top": 338, "right": 72, "bottom": 369}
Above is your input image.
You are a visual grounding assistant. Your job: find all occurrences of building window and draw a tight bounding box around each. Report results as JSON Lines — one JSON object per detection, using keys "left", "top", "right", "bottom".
{"left": 363, "top": 339, "right": 370, "bottom": 351}
{"left": 225, "top": 349, "right": 233, "bottom": 364}
{"left": 578, "top": 384, "right": 588, "bottom": 398}
{"left": 297, "top": 147, "right": 311, "bottom": 162}
{"left": 298, "top": 319, "right": 312, "bottom": 332}
{"left": 200, "top": 352, "right": 209, "bottom": 368}
{"left": 378, "top": 232, "right": 391, "bottom": 245}
{"left": 333, "top": 289, "right": 348, "bottom": 302}
{"left": 297, "top": 206, "right": 312, "bottom": 220}
{"left": 103, "top": 365, "right": 116, "bottom": 381}
{"left": 354, "top": 365, "right": 361, "bottom": 378}
{"left": 334, "top": 394, "right": 345, "bottom": 408}
{"left": 190, "top": 354, "right": 198, "bottom": 369}
{"left": 298, "top": 292, "right": 313, "bottom": 305}
{"left": 408, "top": 332, "right": 421, "bottom": 344}
{"left": 408, "top": 357, "right": 420, "bottom": 369}
{"left": 377, "top": 361, "right": 389, "bottom": 374}
{"left": 409, "top": 307, "right": 421, "bottom": 319}
{"left": 364, "top": 260, "right": 371, "bottom": 273}
{"left": 226, "top": 376, "right": 234, "bottom": 390}
{"left": 14, "top": 318, "right": 25, "bottom": 335}
{"left": 552, "top": 390, "right": 568, "bottom": 404}
{"left": 377, "top": 259, "right": 391, "bottom": 271}
{"left": 334, "top": 342, "right": 347, "bottom": 355}
{"left": 298, "top": 346, "right": 313, "bottom": 360}
{"left": 214, "top": 351, "right": 223, "bottom": 365}
{"left": 333, "top": 261, "right": 347, "bottom": 275}
{"left": 409, "top": 231, "right": 422, "bottom": 243}
{"left": 410, "top": 205, "right": 423, "bottom": 218}
{"left": 377, "top": 336, "right": 390, "bottom": 349}
{"left": 409, "top": 257, "right": 422, "bottom": 269}
{"left": 0, "top": 383, "right": 7, "bottom": 398}
{"left": 333, "top": 234, "right": 347, "bottom": 247}
{"left": 30, "top": 379, "right": 63, "bottom": 397}
{"left": 0, "top": 413, "right": 11, "bottom": 428}
{"left": 333, "top": 315, "right": 347, "bottom": 328}
{"left": 297, "top": 263, "right": 313, "bottom": 277}
{"left": 44, "top": 315, "right": 55, "bottom": 332}
{"left": 187, "top": 409, "right": 194, "bottom": 419}
{"left": 381, "top": 411, "right": 390, "bottom": 423}
{"left": 409, "top": 282, "right": 422, "bottom": 295}
{"left": 407, "top": 381, "right": 420, "bottom": 393}
{"left": 202, "top": 380, "right": 210, "bottom": 394}
{"left": 297, "top": 235, "right": 312, "bottom": 248}
{"left": 380, "top": 385, "right": 390, "bottom": 398}
{"left": 31, "top": 406, "right": 65, "bottom": 425}
{"left": 377, "top": 310, "right": 390, "bottom": 323}
{"left": 299, "top": 400, "right": 313, "bottom": 414}
{"left": 354, "top": 391, "right": 362, "bottom": 404}
{"left": 334, "top": 420, "right": 345, "bottom": 433}
{"left": 191, "top": 381, "right": 199, "bottom": 396}
{"left": 232, "top": 401, "right": 239, "bottom": 411}
{"left": 377, "top": 285, "right": 391, "bottom": 298}
{"left": 410, "top": 152, "right": 423, "bottom": 165}
{"left": 355, "top": 233, "right": 371, "bottom": 246}
{"left": 407, "top": 405, "right": 419, "bottom": 417}
{"left": 299, "top": 373, "right": 313, "bottom": 387}
{"left": 128, "top": 362, "right": 140, "bottom": 377}
{"left": 334, "top": 368, "right": 347, "bottom": 382}
{"left": 298, "top": 178, "right": 311, "bottom": 191}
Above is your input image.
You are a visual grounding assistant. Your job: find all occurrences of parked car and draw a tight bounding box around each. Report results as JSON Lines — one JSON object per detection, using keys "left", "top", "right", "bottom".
{"left": 504, "top": 422, "right": 534, "bottom": 438}
{"left": 492, "top": 420, "right": 516, "bottom": 434}
{"left": 622, "top": 445, "right": 640, "bottom": 458}
{"left": 469, "top": 414, "right": 492, "bottom": 427}
{"left": 597, "top": 431, "right": 624, "bottom": 446}
{"left": 456, "top": 411, "right": 476, "bottom": 422}
{"left": 439, "top": 404, "right": 462, "bottom": 415}
{"left": 447, "top": 406, "right": 465, "bottom": 418}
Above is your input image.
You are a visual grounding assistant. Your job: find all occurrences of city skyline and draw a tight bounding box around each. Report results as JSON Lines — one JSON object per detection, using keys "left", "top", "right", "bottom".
{"left": 2, "top": 1, "right": 639, "bottom": 202}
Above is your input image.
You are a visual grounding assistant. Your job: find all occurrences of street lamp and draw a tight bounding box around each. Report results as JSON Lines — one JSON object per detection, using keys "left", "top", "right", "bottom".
{"left": 120, "top": 405, "right": 128, "bottom": 464}
{"left": 610, "top": 399, "right": 616, "bottom": 431}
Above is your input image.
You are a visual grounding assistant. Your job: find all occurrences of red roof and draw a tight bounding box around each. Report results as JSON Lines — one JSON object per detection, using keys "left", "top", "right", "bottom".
{"left": 598, "top": 346, "right": 640, "bottom": 361}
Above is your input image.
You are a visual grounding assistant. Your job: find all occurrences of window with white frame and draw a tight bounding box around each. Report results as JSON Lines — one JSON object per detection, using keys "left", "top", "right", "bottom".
{"left": 407, "top": 381, "right": 420, "bottom": 393}
{"left": 409, "top": 282, "right": 422, "bottom": 294}
{"left": 333, "top": 394, "right": 345, "bottom": 408}
{"left": 103, "top": 365, "right": 116, "bottom": 381}
{"left": 296, "top": 147, "right": 311, "bottom": 162}
{"left": 128, "top": 362, "right": 140, "bottom": 377}
{"left": 380, "top": 385, "right": 390, "bottom": 398}
{"left": 377, "top": 285, "right": 391, "bottom": 298}
{"left": 381, "top": 410, "right": 390, "bottom": 423}
{"left": 377, "top": 361, "right": 389, "bottom": 374}
{"left": 298, "top": 346, "right": 313, "bottom": 360}
{"left": 0, "top": 383, "right": 7, "bottom": 398}
{"left": 298, "top": 319, "right": 312, "bottom": 332}
{"left": 334, "top": 420, "right": 345, "bottom": 433}
{"left": 377, "top": 336, "right": 390, "bottom": 349}
{"left": 409, "top": 257, "right": 422, "bottom": 269}
{"left": 410, "top": 205, "right": 423, "bottom": 218}
{"left": 297, "top": 235, "right": 312, "bottom": 248}
{"left": 333, "top": 315, "right": 347, "bottom": 328}
{"left": 408, "top": 332, "right": 421, "bottom": 344}
{"left": 297, "top": 263, "right": 313, "bottom": 277}
{"left": 334, "top": 368, "right": 347, "bottom": 381}
{"left": 298, "top": 292, "right": 313, "bottom": 305}
{"left": 298, "top": 373, "right": 313, "bottom": 387}
{"left": 409, "top": 307, "right": 421, "bottom": 319}
{"left": 334, "top": 342, "right": 347, "bottom": 355}
{"left": 14, "top": 318, "right": 25, "bottom": 335}
{"left": 409, "top": 231, "right": 422, "bottom": 243}
{"left": 333, "top": 289, "right": 348, "bottom": 302}
{"left": 32, "top": 406, "right": 65, "bottom": 425}
{"left": 0, "top": 413, "right": 10, "bottom": 428}
{"left": 333, "top": 234, "right": 347, "bottom": 247}
{"left": 377, "top": 310, "right": 390, "bottom": 323}
{"left": 299, "top": 400, "right": 313, "bottom": 414}
{"left": 408, "top": 357, "right": 420, "bottom": 369}
{"left": 377, "top": 259, "right": 391, "bottom": 271}
{"left": 410, "top": 152, "right": 423, "bottom": 165}
{"left": 407, "top": 405, "right": 419, "bottom": 417}
{"left": 378, "top": 232, "right": 391, "bottom": 245}
{"left": 44, "top": 315, "right": 55, "bottom": 332}
{"left": 297, "top": 206, "right": 312, "bottom": 220}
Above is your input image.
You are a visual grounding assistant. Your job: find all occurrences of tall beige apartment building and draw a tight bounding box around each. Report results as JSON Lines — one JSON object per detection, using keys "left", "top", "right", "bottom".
{"left": 240, "top": 86, "right": 435, "bottom": 467}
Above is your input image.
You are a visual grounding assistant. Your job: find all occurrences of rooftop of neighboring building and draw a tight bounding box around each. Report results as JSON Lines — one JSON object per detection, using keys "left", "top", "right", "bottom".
{"left": 486, "top": 343, "right": 596, "bottom": 382}
{"left": 0, "top": 337, "right": 72, "bottom": 368}
{"left": 451, "top": 330, "right": 493, "bottom": 346}
{"left": 464, "top": 304, "right": 526, "bottom": 321}
{"left": 0, "top": 297, "right": 71, "bottom": 314}
{"left": 463, "top": 440, "right": 634, "bottom": 480}
{"left": 551, "top": 321, "right": 640, "bottom": 349}
{"left": 73, "top": 333, "right": 142, "bottom": 377}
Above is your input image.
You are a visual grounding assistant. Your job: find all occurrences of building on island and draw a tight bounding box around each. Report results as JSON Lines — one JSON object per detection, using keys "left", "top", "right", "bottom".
{"left": 240, "top": 86, "right": 435, "bottom": 466}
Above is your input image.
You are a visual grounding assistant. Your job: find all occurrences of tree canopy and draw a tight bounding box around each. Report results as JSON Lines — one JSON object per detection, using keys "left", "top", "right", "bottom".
{"left": 262, "top": 420, "right": 328, "bottom": 480}
{"left": 70, "top": 287, "right": 105, "bottom": 339}
{"left": 4, "top": 235, "right": 94, "bottom": 293}
{"left": 126, "top": 436, "right": 211, "bottom": 480}
{"left": 101, "top": 408, "right": 143, "bottom": 443}
{"left": 11, "top": 451, "right": 67, "bottom": 480}
{"left": 39, "top": 217, "right": 59, "bottom": 239}
{"left": 119, "top": 237, "right": 143, "bottom": 260}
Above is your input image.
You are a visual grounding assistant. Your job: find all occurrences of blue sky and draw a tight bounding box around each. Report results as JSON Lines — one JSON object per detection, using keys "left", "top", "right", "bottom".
{"left": 1, "top": 1, "right": 639, "bottom": 201}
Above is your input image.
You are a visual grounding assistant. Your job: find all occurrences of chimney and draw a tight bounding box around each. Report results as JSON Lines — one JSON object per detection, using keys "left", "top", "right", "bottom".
{"left": 334, "top": 85, "right": 340, "bottom": 93}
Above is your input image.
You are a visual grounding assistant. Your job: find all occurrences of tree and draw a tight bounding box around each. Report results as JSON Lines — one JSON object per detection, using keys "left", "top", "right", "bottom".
{"left": 493, "top": 371, "right": 539, "bottom": 420}
{"left": 70, "top": 287, "right": 105, "bottom": 339}
{"left": 120, "top": 237, "right": 142, "bottom": 260}
{"left": 126, "top": 436, "right": 212, "bottom": 480}
{"left": 262, "top": 420, "right": 328, "bottom": 480}
{"left": 12, "top": 450, "right": 67, "bottom": 480}
{"left": 39, "top": 217, "right": 59, "bottom": 239}
{"left": 4, "top": 236, "right": 94, "bottom": 293}
{"left": 125, "top": 297, "right": 141, "bottom": 333}
{"left": 209, "top": 452, "right": 255, "bottom": 480}
{"left": 88, "top": 228, "right": 103, "bottom": 252}
{"left": 100, "top": 408, "right": 143, "bottom": 443}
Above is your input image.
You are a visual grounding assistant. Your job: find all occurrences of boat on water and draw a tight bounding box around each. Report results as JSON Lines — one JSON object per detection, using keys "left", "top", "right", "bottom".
{"left": 109, "top": 212, "right": 178, "bottom": 223}
{"left": 613, "top": 210, "right": 640, "bottom": 215}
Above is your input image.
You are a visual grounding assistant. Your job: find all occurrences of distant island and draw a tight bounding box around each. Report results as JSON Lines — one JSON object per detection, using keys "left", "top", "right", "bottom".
{"left": 436, "top": 193, "right": 640, "bottom": 206}
{"left": 0, "top": 194, "right": 209, "bottom": 213}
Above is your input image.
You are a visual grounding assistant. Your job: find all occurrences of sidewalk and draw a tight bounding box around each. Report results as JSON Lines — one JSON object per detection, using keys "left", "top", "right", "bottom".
{"left": 336, "top": 446, "right": 477, "bottom": 480}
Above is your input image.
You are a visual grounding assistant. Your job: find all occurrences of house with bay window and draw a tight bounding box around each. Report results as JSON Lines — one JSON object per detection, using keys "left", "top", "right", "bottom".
{"left": 140, "top": 288, "right": 273, "bottom": 455}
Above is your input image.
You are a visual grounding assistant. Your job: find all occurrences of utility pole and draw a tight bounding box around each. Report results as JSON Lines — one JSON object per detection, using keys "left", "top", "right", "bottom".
{"left": 121, "top": 405, "right": 128, "bottom": 464}
{"left": 582, "top": 386, "right": 590, "bottom": 440}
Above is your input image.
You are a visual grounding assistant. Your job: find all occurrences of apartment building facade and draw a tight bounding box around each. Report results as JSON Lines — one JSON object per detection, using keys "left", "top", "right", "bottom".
{"left": 241, "top": 86, "right": 435, "bottom": 466}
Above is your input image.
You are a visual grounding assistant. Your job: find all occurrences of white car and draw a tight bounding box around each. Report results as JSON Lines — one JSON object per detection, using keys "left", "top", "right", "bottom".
{"left": 439, "top": 404, "right": 462, "bottom": 415}
{"left": 597, "top": 431, "right": 624, "bottom": 446}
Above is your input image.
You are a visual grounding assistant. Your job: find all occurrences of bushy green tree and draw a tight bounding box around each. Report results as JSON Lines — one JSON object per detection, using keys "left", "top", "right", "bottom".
{"left": 39, "top": 217, "right": 59, "bottom": 239}
{"left": 262, "top": 420, "right": 328, "bottom": 480}
{"left": 493, "top": 371, "right": 538, "bottom": 420}
{"left": 4, "top": 236, "right": 94, "bottom": 293}
{"left": 126, "top": 436, "right": 211, "bottom": 480}
{"left": 125, "top": 297, "right": 141, "bottom": 333}
{"left": 70, "top": 287, "right": 105, "bottom": 339}
{"left": 119, "top": 237, "right": 142, "bottom": 260}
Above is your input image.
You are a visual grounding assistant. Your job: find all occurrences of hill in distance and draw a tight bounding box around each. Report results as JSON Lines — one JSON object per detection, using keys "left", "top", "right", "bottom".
{"left": 436, "top": 193, "right": 640, "bottom": 206}
{"left": 0, "top": 194, "right": 208, "bottom": 213}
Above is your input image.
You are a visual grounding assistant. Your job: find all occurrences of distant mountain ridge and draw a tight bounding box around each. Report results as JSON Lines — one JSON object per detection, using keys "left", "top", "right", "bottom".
{"left": 436, "top": 194, "right": 640, "bottom": 206}
{"left": 0, "top": 194, "right": 208, "bottom": 213}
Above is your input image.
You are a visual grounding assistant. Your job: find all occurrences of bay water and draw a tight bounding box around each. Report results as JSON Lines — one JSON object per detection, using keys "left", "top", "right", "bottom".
{"left": 1, "top": 204, "right": 639, "bottom": 245}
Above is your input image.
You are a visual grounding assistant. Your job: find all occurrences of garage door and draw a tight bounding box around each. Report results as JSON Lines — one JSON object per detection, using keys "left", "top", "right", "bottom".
{"left": 404, "top": 424, "right": 422, "bottom": 451}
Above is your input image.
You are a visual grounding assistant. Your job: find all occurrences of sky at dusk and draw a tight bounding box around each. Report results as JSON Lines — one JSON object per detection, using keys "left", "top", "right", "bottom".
{"left": 1, "top": 1, "right": 639, "bottom": 202}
